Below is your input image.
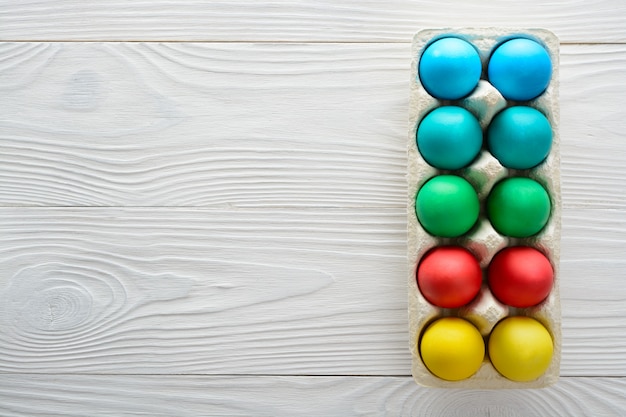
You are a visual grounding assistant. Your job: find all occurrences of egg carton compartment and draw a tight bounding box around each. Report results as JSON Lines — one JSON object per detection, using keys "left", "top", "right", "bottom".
{"left": 407, "top": 28, "right": 561, "bottom": 389}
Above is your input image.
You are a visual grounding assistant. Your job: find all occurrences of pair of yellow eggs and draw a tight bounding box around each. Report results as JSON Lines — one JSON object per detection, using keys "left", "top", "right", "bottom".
{"left": 420, "top": 316, "right": 553, "bottom": 382}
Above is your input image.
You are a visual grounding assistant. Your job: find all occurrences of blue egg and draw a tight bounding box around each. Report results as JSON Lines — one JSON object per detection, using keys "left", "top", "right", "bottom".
{"left": 417, "top": 106, "right": 483, "bottom": 170}
{"left": 488, "top": 38, "right": 552, "bottom": 101}
{"left": 418, "top": 37, "right": 482, "bottom": 100}
{"left": 488, "top": 106, "right": 552, "bottom": 169}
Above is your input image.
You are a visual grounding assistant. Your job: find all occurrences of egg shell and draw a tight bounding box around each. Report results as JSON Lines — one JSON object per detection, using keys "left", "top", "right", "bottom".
{"left": 487, "top": 177, "right": 551, "bottom": 238}
{"left": 417, "top": 246, "right": 482, "bottom": 308}
{"left": 418, "top": 37, "right": 482, "bottom": 100}
{"left": 488, "top": 106, "right": 553, "bottom": 169}
{"left": 415, "top": 175, "right": 480, "bottom": 237}
{"left": 420, "top": 317, "right": 485, "bottom": 381}
{"left": 488, "top": 316, "right": 554, "bottom": 382}
{"left": 417, "top": 106, "right": 483, "bottom": 170}
{"left": 408, "top": 28, "right": 561, "bottom": 389}
{"left": 488, "top": 38, "right": 552, "bottom": 101}
{"left": 488, "top": 246, "right": 554, "bottom": 308}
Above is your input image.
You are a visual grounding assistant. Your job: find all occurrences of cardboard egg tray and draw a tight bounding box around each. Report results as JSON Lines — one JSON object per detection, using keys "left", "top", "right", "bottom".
{"left": 407, "top": 28, "right": 561, "bottom": 388}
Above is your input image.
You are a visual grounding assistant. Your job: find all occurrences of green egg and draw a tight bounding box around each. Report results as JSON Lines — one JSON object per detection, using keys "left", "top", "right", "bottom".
{"left": 416, "top": 175, "right": 479, "bottom": 237}
{"left": 487, "top": 177, "right": 551, "bottom": 238}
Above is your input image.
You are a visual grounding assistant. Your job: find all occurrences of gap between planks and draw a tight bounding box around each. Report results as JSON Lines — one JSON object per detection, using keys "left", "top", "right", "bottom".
{"left": 1, "top": 40, "right": 626, "bottom": 44}
{"left": 0, "top": 372, "right": 624, "bottom": 378}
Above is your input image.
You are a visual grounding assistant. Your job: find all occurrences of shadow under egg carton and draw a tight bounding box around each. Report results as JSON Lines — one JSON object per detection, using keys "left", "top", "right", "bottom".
{"left": 407, "top": 28, "right": 561, "bottom": 388}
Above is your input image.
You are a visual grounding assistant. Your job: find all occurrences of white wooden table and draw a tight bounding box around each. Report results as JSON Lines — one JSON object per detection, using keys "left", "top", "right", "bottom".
{"left": 1, "top": 2, "right": 625, "bottom": 415}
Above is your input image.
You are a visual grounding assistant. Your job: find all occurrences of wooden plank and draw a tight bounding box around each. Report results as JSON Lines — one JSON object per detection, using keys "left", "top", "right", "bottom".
{"left": 560, "top": 45, "right": 626, "bottom": 209}
{"left": 0, "top": 207, "right": 624, "bottom": 375}
{"left": 0, "top": 375, "right": 625, "bottom": 416}
{"left": 0, "top": 43, "right": 625, "bottom": 208}
{"left": 0, "top": 42, "right": 407, "bottom": 207}
{"left": 1, "top": 1, "right": 625, "bottom": 43}
{"left": 561, "top": 209, "right": 626, "bottom": 376}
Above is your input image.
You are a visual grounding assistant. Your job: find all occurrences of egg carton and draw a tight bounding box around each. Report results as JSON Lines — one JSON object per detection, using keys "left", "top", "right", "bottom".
{"left": 407, "top": 28, "right": 561, "bottom": 388}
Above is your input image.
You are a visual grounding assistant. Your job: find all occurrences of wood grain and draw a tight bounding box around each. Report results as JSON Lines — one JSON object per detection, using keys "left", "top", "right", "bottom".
{"left": 1, "top": 1, "right": 624, "bottom": 412}
{"left": 0, "top": 375, "right": 625, "bottom": 416}
{"left": 1, "top": 43, "right": 625, "bottom": 208}
{"left": 0, "top": 207, "right": 624, "bottom": 376}
{"left": 0, "top": 207, "right": 406, "bottom": 374}
{"left": 0, "top": 42, "right": 407, "bottom": 207}
{"left": 1, "top": 1, "right": 625, "bottom": 43}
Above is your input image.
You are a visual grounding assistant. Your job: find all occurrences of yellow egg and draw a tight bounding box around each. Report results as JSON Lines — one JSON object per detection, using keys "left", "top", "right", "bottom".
{"left": 419, "top": 317, "right": 485, "bottom": 381}
{"left": 488, "top": 316, "right": 553, "bottom": 382}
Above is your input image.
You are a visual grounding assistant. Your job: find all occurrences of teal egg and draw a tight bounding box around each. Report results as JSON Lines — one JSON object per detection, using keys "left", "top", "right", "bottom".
{"left": 488, "top": 106, "right": 552, "bottom": 169}
{"left": 417, "top": 106, "right": 482, "bottom": 170}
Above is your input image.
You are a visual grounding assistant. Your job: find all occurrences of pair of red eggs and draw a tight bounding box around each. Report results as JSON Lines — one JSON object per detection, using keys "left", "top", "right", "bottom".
{"left": 417, "top": 246, "right": 553, "bottom": 309}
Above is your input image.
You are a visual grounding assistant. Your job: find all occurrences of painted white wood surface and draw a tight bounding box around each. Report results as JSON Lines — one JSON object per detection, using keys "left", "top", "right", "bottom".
{"left": 1, "top": 43, "right": 625, "bottom": 208}
{"left": 1, "top": 1, "right": 626, "bottom": 415}
{"left": 1, "top": 0, "right": 625, "bottom": 43}
{"left": 1, "top": 375, "right": 625, "bottom": 417}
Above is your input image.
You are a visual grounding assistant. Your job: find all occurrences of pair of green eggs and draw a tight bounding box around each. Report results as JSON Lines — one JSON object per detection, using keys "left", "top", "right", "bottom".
{"left": 416, "top": 175, "right": 550, "bottom": 238}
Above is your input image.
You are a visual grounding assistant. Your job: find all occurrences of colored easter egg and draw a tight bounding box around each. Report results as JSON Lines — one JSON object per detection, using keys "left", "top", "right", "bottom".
{"left": 487, "top": 177, "right": 551, "bottom": 238}
{"left": 417, "top": 246, "right": 482, "bottom": 308}
{"left": 488, "top": 247, "right": 554, "bottom": 308}
{"left": 489, "top": 316, "right": 553, "bottom": 382}
{"left": 416, "top": 175, "right": 479, "bottom": 237}
{"left": 417, "top": 106, "right": 483, "bottom": 170}
{"left": 419, "top": 37, "right": 482, "bottom": 100}
{"left": 488, "top": 38, "right": 552, "bottom": 101}
{"left": 488, "top": 106, "right": 552, "bottom": 169}
{"left": 420, "top": 317, "right": 485, "bottom": 381}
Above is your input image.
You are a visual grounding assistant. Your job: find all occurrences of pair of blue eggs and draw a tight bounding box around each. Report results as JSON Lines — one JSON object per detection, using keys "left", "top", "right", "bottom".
{"left": 416, "top": 36, "right": 553, "bottom": 171}
{"left": 418, "top": 37, "right": 552, "bottom": 101}
{"left": 417, "top": 105, "right": 552, "bottom": 170}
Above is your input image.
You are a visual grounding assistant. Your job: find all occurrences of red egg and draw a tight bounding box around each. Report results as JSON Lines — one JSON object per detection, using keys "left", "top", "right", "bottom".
{"left": 488, "top": 246, "right": 554, "bottom": 308}
{"left": 417, "top": 246, "right": 482, "bottom": 308}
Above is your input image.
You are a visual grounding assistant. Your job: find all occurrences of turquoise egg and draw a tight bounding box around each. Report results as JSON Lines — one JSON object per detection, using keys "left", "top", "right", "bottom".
{"left": 488, "top": 38, "right": 552, "bottom": 101}
{"left": 418, "top": 37, "right": 482, "bottom": 100}
{"left": 417, "top": 106, "right": 482, "bottom": 170}
{"left": 488, "top": 106, "right": 552, "bottom": 169}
